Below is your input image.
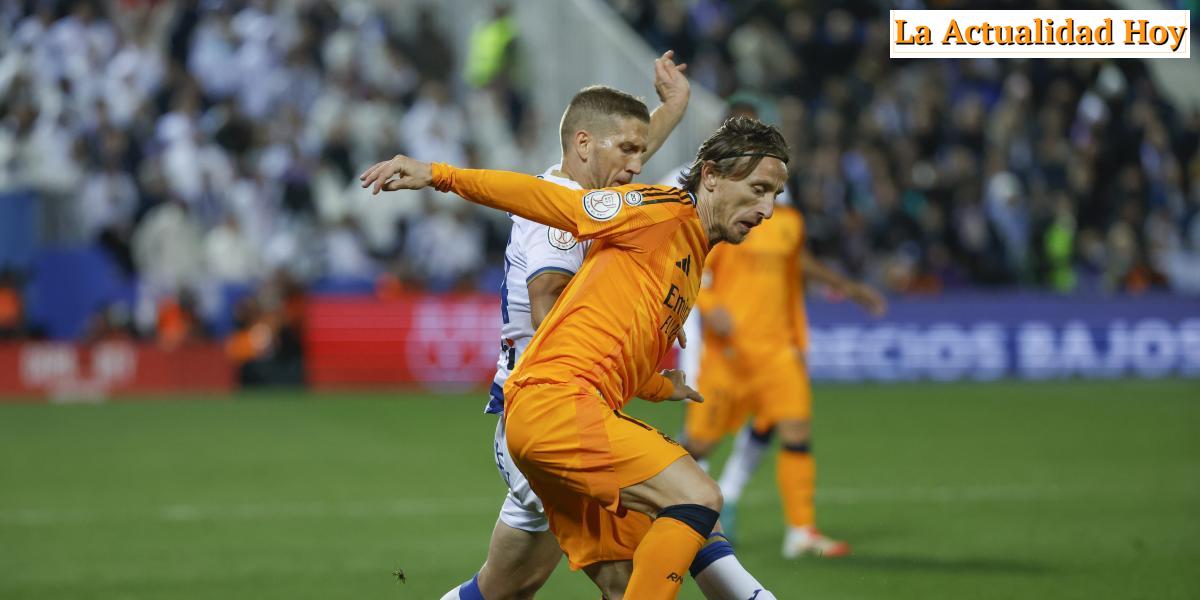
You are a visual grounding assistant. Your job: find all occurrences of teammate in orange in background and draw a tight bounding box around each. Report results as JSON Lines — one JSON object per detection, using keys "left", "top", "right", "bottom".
{"left": 361, "top": 116, "right": 789, "bottom": 599}
{"left": 684, "top": 200, "right": 886, "bottom": 558}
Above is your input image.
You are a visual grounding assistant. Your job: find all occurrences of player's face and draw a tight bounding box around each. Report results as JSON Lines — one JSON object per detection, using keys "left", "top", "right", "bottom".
{"left": 709, "top": 157, "right": 788, "bottom": 244}
{"left": 587, "top": 117, "right": 649, "bottom": 188}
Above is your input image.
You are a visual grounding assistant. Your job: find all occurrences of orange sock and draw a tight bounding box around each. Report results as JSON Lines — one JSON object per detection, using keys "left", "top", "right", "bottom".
{"left": 626, "top": 516, "right": 706, "bottom": 599}
{"left": 777, "top": 446, "right": 815, "bottom": 528}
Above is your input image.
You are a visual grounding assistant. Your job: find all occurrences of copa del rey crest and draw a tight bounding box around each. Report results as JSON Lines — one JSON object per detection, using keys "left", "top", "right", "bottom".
{"left": 583, "top": 190, "right": 622, "bottom": 221}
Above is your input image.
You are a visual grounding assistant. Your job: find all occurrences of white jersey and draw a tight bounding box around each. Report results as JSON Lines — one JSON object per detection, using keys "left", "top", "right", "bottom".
{"left": 485, "top": 165, "right": 592, "bottom": 413}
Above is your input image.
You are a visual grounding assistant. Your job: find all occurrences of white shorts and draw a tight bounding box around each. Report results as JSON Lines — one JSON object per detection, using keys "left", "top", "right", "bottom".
{"left": 493, "top": 415, "right": 549, "bottom": 532}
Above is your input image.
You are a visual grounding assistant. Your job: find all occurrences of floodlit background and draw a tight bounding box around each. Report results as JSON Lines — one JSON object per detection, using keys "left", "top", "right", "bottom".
{"left": 0, "top": 0, "right": 1197, "bottom": 598}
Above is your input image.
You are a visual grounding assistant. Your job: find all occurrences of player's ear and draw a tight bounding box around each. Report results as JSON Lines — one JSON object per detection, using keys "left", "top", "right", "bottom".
{"left": 574, "top": 130, "right": 590, "bottom": 162}
{"left": 701, "top": 160, "right": 719, "bottom": 192}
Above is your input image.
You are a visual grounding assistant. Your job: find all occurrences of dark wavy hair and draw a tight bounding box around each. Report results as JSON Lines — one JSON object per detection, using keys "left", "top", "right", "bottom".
{"left": 678, "top": 116, "right": 789, "bottom": 192}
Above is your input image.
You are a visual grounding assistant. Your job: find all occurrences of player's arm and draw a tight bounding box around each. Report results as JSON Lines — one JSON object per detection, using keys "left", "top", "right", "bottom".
{"left": 801, "top": 248, "right": 888, "bottom": 317}
{"left": 528, "top": 272, "right": 571, "bottom": 330}
{"left": 643, "top": 50, "right": 689, "bottom": 164}
{"left": 360, "top": 156, "right": 683, "bottom": 240}
{"left": 521, "top": 220, "right": 587, "bottom": 329}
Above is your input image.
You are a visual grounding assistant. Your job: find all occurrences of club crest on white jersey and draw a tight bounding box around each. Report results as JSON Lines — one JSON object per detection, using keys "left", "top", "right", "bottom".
{"left": 547, "top": 228, "right": 578, "bottom": 250}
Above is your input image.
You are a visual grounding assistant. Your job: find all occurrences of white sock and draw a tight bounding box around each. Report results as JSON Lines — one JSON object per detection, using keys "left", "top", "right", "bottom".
{"left": 694, "top": 554, "right": 777, "bottom": 600}
{"left": 718, "top": 425, "right": 771, "bottom": 504}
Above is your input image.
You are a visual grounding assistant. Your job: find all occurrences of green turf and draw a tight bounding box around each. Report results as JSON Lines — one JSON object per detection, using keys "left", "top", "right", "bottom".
{"left": 1, "top": 379, "right": 1198, "bottom": 599}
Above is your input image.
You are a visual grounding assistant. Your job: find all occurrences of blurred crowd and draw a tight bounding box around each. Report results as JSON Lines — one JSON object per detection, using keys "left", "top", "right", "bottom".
{"left": 0, "top": 0, "right": 1198, "bottom": 353}
{"left": 609, "top": 0, "right": 1200, "bottom": 295}
{"left": 0, "top": 0, "right": 531, "bottom": 362}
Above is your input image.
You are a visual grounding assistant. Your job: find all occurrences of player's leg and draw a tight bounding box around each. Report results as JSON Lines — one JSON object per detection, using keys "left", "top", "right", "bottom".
{"left": 689, "top": 531, "right": 778, "bottom": 600}
{"left": 506, "top": 384, "right": 769, "bottom": 599}
{"left": 714, "top": 421, "right": 773, "bottom": 538}
{"left": 618, "top": 454, "right": 722, "bottom": 598}
{"left": 442, "top": 418, "right": 563, "bottom": 599}
{"left": 774, "top": 417, "right": 815, "bottom": 529}
{"left": 718, "top": 421, "right": 774, "bottom": 506}
{"left": 681, "top": 385, "right": 733, "bottom": 467}
{"left": 773, "top": 418, "right": 847, "bottom": 557}
{"left": 631, "top": 371, "right": 774, "bottom": 599}
{"left": 578, "top": 537, "right": 778, "bottom": 600}
{"left": 480, "top": 521, "right": 561, "bottom": 599}
{"left": 682, "top": 355, "right": 775, "bottom": 594}
{"left": 443, "top": 522, "right": 559, "bottom": 600}
{"left": 582, "top": 560, "right": 632, "bottom": 599}
{"left": 683, "top": 351, "right": 742, "bottom": 469}
{"left": 763, "top": 361, "right": 850, "bottom": 558}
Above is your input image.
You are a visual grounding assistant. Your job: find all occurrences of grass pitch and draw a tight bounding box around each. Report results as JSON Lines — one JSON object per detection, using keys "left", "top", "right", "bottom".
{"left": 1, "top": 379, "right": 1198, "bottom": 599}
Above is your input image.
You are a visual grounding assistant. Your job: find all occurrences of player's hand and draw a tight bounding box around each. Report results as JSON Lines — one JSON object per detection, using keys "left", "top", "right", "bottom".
{"left": 704, "top": 306, "right": 734, "bottom": 339}
{"left": 653, "top": 50, "right": 689, "bottom": 110}
{"left": 675, "top": 327, "right": 687, "bottom": 349}
{"left": 359, "top": 154, "right": 434, "bottom": 195}
{"left": 661, "top": 369, "right": 703, "bottom": 403}
{"left": 848, "top": 283, "right": 888, "bottom": 317}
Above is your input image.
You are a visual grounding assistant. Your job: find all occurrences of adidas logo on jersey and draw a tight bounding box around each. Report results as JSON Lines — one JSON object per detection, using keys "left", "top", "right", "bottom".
{"left": 675, "top": 255, "right": 692, "bottom": 275}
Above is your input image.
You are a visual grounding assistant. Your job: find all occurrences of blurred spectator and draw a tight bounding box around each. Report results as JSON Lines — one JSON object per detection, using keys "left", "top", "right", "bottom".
{"left": 225, "top": 271, "right": 305, "bottom": 386}
{"left": 402, "top": 81, "right": 469, "bottom": 168}
{"left": 155, "top": 288, "right": 208, "bottom": 350}
{"left": 322, "top": 216, "right": 375, "bottom": 279}
{"left": 403, "top": 200, "right": 486, "bottom": 292}
{"left": 225, "top": 295, "right": 275, "bottom": 382}
{"left": 83, "top": 302, "right": 137, "bottom": 344}
{"left": 408, "top": 6, "right": 455, "bottom": 83}
{"left": 205, "top": 214, "right": 261, "bottom": 284}
{"left": 464, "top": 2, "right": 528, "bottom": 131}
{"left": 132, "top": 199, "right": 205, "bottom": 294}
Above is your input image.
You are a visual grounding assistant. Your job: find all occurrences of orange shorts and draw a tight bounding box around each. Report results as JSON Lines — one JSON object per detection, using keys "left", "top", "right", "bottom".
{"left": 504, "top": 382, "right": 689, "bottom": 569}
{"left": 685, "top": 345, "right": 811, "bottom": 445}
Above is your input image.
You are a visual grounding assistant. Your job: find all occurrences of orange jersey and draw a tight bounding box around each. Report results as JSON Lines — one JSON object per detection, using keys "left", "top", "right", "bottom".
{"left": 697, "top": 204, "right": 807, "bottom": 352}
{"left": 431, "top": 164, "right": 708, "bottom": 410}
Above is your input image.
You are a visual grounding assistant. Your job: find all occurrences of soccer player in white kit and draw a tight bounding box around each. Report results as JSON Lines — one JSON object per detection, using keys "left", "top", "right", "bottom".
{"left": 440, "top": 53, "right": 776, "bottom": 600}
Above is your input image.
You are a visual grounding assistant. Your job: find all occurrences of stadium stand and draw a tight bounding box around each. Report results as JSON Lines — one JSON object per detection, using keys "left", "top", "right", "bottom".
{"left": 606, "top": 0, "right": 1200, "bottom": 295}
{"left": 0, "top": 0, "right": 1196, "bottom": 388}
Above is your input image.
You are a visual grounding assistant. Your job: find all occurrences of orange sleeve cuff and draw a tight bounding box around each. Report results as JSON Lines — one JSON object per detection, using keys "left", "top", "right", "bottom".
{"left": 431, "top": 162, "right": 454, "bottom": 192}
{"left": 637, "top": 372, "right": 674, "bottom": 402}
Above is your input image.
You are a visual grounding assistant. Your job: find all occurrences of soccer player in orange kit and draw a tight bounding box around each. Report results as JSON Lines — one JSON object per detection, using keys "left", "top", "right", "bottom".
{"left": 684, "top": 200, "right": 886, "bottom": 558}
{"left": 361, "top": 116, "right": 789, "bottom": 599}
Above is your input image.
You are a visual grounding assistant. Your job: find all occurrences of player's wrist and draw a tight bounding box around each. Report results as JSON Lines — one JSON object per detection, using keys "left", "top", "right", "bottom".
{"left": 429, "top": 162, "right": 452, "bottom": 191}
{"left": 639, "top": 373, "right": 673, "bottom": 402}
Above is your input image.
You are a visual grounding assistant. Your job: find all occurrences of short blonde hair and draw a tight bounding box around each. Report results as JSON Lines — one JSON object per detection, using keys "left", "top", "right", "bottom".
{"left": 559, "top": 86, "right": 650, "bottom": 152}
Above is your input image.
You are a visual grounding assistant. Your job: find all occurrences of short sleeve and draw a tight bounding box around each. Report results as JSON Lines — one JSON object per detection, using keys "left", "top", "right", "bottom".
{"left": 516, "top": 217, "right": 591, "bottom": 283}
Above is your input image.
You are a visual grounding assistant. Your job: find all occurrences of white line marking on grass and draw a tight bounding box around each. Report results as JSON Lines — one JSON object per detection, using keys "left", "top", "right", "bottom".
{"left": 3, "top": 482, "right": 1195, "bottom": 526}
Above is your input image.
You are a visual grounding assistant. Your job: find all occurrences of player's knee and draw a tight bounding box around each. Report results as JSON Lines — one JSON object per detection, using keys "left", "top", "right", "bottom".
{"left": 684, "top": 438, "right": 716, "bottom": 460}
{"left": 776, "top": 419, "right": 811, "bottom": 447}
{"left": 675, "top": 474, "right": 722, "bottom": 512}
{"left": 658, "top": 494, "right": 722, "bottom": 540}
